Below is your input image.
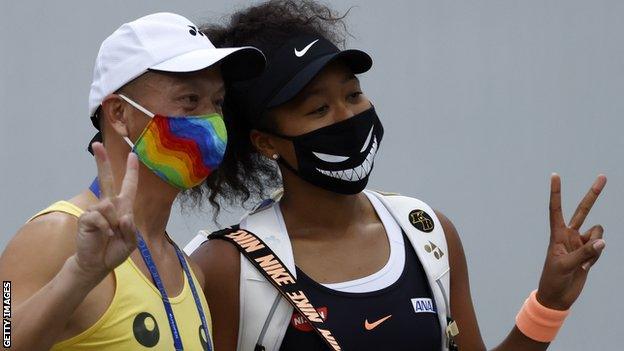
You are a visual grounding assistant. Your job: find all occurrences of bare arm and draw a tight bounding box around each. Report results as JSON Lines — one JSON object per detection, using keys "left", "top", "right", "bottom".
{"left": 439, "top": 211, "right": 549, "bottom": 351}
{"left": 439, "top": 174, "right": 607, "bottom": 351}
{"left": 191, "top": 238, "right": 241, "bottom": 351}
{"left": 1, "top": 220, "right": 106, "bottom": 351}
{"left": 0, "top": 214, "right": 94, "bottom": 350}
{"left": 1, "top": 143, "right": 139, "bottom": 350}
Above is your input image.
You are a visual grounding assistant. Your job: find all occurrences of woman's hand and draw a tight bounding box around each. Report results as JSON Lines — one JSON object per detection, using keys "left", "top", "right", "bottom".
{"left": 536, "top": 173, "right": 607, "bottom": 310}
{"left": 72, "top": 142, "right": 139, "bottom": 284}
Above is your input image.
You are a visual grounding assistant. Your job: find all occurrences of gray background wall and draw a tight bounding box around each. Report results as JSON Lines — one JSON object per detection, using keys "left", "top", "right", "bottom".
{"left": 1, "top": 1, "right": 622, "bottom": 349}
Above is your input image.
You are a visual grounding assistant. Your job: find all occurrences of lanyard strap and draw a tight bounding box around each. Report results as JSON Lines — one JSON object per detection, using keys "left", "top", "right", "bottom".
{"left": 135, "top": 233, "right": 184, "bottom": 350}
{"left": 173, "top": 240, "right": 212, "bottom": 351}
{"left": 89, "top": 178, "right": 101, "bottom": 198}
{"left": 210, "top": 227, "right": 343, "bottom": 351}
{"left": 89, "top": 178, "right": 212, "bottom": 351}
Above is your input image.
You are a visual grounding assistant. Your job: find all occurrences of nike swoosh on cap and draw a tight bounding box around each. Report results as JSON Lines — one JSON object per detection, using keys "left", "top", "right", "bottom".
{"left": 364, "top": 315, "right": 392, "bottom": 331}
{"left": 294, "top": 39, "right": 320, "bottom": 57}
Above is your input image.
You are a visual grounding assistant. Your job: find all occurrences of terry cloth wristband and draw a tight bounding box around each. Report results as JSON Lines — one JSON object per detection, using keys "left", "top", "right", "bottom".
{"left": 515, "top": 290, "right": 570, "bottom": 342}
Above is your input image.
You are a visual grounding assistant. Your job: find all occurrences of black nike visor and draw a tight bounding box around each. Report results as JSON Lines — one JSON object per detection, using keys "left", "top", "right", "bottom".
{"left": 236, "top": 35, "right": 373, "bottom": 117}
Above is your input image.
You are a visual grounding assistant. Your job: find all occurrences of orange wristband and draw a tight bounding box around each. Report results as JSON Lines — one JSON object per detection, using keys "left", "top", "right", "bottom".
{"left": 515, "top": 290, "right": 570, "bottom": 342}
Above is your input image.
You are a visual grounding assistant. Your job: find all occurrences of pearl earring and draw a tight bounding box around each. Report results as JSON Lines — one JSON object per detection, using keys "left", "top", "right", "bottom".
{"left": 272, "top": 154, "right": 279, "bottom": 160}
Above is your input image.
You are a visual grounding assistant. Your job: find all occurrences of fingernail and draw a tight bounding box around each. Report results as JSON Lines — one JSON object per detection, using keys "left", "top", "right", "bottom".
{"left": 108, "top": 229, "right": 115, "bottom": 237}
{"left": 593, "top": 239, "right": 606, "bottom": 250}
{"left": 582, "top": 262, "right": 591, "bottom": 271}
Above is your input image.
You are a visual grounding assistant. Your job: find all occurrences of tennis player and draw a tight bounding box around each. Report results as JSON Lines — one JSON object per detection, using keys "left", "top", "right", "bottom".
{"left": 189, "top": 2, "right": 607, "bottom": 350}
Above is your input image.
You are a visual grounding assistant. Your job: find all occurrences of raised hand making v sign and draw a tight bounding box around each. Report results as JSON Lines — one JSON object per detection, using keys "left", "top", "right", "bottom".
{"left": 0, "top": 148, "right": 141, "bottom": 351}
{"left": 447, "top": 173, "right": 608, "bottom": 351}
{"left": 536, "top": 174, "right": 607, "bottom": 311}
{"left": 73, "top": 143, "right": 138, "bottom": 284}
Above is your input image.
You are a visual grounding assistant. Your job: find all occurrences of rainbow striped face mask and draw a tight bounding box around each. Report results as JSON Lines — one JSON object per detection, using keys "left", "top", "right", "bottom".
{"left": 118, "top": 94, "right": 227, "bottom": 190}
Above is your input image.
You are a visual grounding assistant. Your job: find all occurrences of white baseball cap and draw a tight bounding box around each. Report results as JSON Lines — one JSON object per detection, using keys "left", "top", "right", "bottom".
{"left": 88, "top": 12, "right": 265, "bottom": 118}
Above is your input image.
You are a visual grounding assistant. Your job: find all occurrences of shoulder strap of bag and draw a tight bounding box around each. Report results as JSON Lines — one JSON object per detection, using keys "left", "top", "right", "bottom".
{"left": 366, "top": 190, "right": 459, "bottom": 350}
{"left": 210, "top": 227, "right": 342, "bottom": 351}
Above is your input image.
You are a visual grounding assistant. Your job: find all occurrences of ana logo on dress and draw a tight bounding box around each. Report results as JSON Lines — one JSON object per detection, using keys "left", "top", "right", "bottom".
{"left": 411, "top": 298, "right": 436, "bottom": 314}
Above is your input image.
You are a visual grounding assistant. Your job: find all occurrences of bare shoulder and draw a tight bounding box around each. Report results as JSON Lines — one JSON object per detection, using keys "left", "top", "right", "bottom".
{"left": 0, "top": 211, "right": 80, "bottom": 303}
{"left": 186, "top": 253, "right": 206, "bottom": 288}
{"left": 191, "top": 238, "right": 241, "bottom": 288}
{"left": 4, "top": 211, "right": 79, "bottom": 266}
{"left": 434, "top": 209, "right": 470, "bottom": 275}
{"left": 434, "top": 210, "right": 464, "bottom": 254}
{"left": 191, "top": 236, "right": 241, "bottom": 350}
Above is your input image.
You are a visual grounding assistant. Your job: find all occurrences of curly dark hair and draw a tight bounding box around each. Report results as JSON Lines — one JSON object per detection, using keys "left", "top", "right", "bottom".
{"left": 187, "top": 0, "right": 351, "bottom": 219}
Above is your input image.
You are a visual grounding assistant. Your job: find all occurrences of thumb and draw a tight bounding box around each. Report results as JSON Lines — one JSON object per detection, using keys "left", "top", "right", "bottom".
{"left": 560, "top": 238, "right": 606, "bottom": 271}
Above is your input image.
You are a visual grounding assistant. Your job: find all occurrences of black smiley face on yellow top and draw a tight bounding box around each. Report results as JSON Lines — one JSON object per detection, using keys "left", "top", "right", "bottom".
{"left": 133, "top": 312, "right": 160, "bottom": 347}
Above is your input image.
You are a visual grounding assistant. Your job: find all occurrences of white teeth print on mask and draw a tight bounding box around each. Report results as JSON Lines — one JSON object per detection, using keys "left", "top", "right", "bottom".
{"left": 264, "top": 106, "right": 384, "bottom": 195}
{"left": 315, "top": 136, "right": 378, "bottom": 182}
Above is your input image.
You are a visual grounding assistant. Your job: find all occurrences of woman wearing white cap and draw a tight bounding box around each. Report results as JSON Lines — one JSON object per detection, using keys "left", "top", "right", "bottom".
{"left": 0, "top": 12, "right": 264, "bottom": 351}
{"left": 189, "top": 2, "right": 607, "bottom": 351}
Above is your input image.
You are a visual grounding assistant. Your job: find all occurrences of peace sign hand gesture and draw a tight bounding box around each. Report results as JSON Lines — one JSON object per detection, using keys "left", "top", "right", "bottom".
{"left": 536, "top": 174, "right": 607, "bottom": 310}
{"left": 73, "top": 143, "right": 139, "bottom": 283}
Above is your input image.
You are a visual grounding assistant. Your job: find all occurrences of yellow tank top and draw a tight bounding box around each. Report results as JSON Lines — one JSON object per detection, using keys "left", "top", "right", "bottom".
{"left": 29, "top": 201, "right": 213, "bottom": 350}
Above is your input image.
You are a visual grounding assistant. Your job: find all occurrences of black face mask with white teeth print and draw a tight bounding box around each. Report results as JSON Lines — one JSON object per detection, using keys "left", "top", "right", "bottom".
{"left": 265, "top": 106, "right": 384, "bottom": 195}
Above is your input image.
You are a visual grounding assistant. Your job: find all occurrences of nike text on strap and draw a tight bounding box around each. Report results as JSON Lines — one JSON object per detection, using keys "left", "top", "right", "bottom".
{"left": 210, "top": 227, "right": 342, "bottom": 351}
{"left": 89, "top": 178, "right": 212, "bottom": 351}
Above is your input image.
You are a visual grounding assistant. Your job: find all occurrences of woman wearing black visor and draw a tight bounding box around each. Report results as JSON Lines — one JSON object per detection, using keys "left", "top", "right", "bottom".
{"left": 189, "top": 1, "right": 607, "bottom": 350}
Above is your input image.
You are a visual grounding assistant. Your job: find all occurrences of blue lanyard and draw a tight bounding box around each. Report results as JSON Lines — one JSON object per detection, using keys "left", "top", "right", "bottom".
{"left": 89, "top": 178, "right": 212, "bottom": 351}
